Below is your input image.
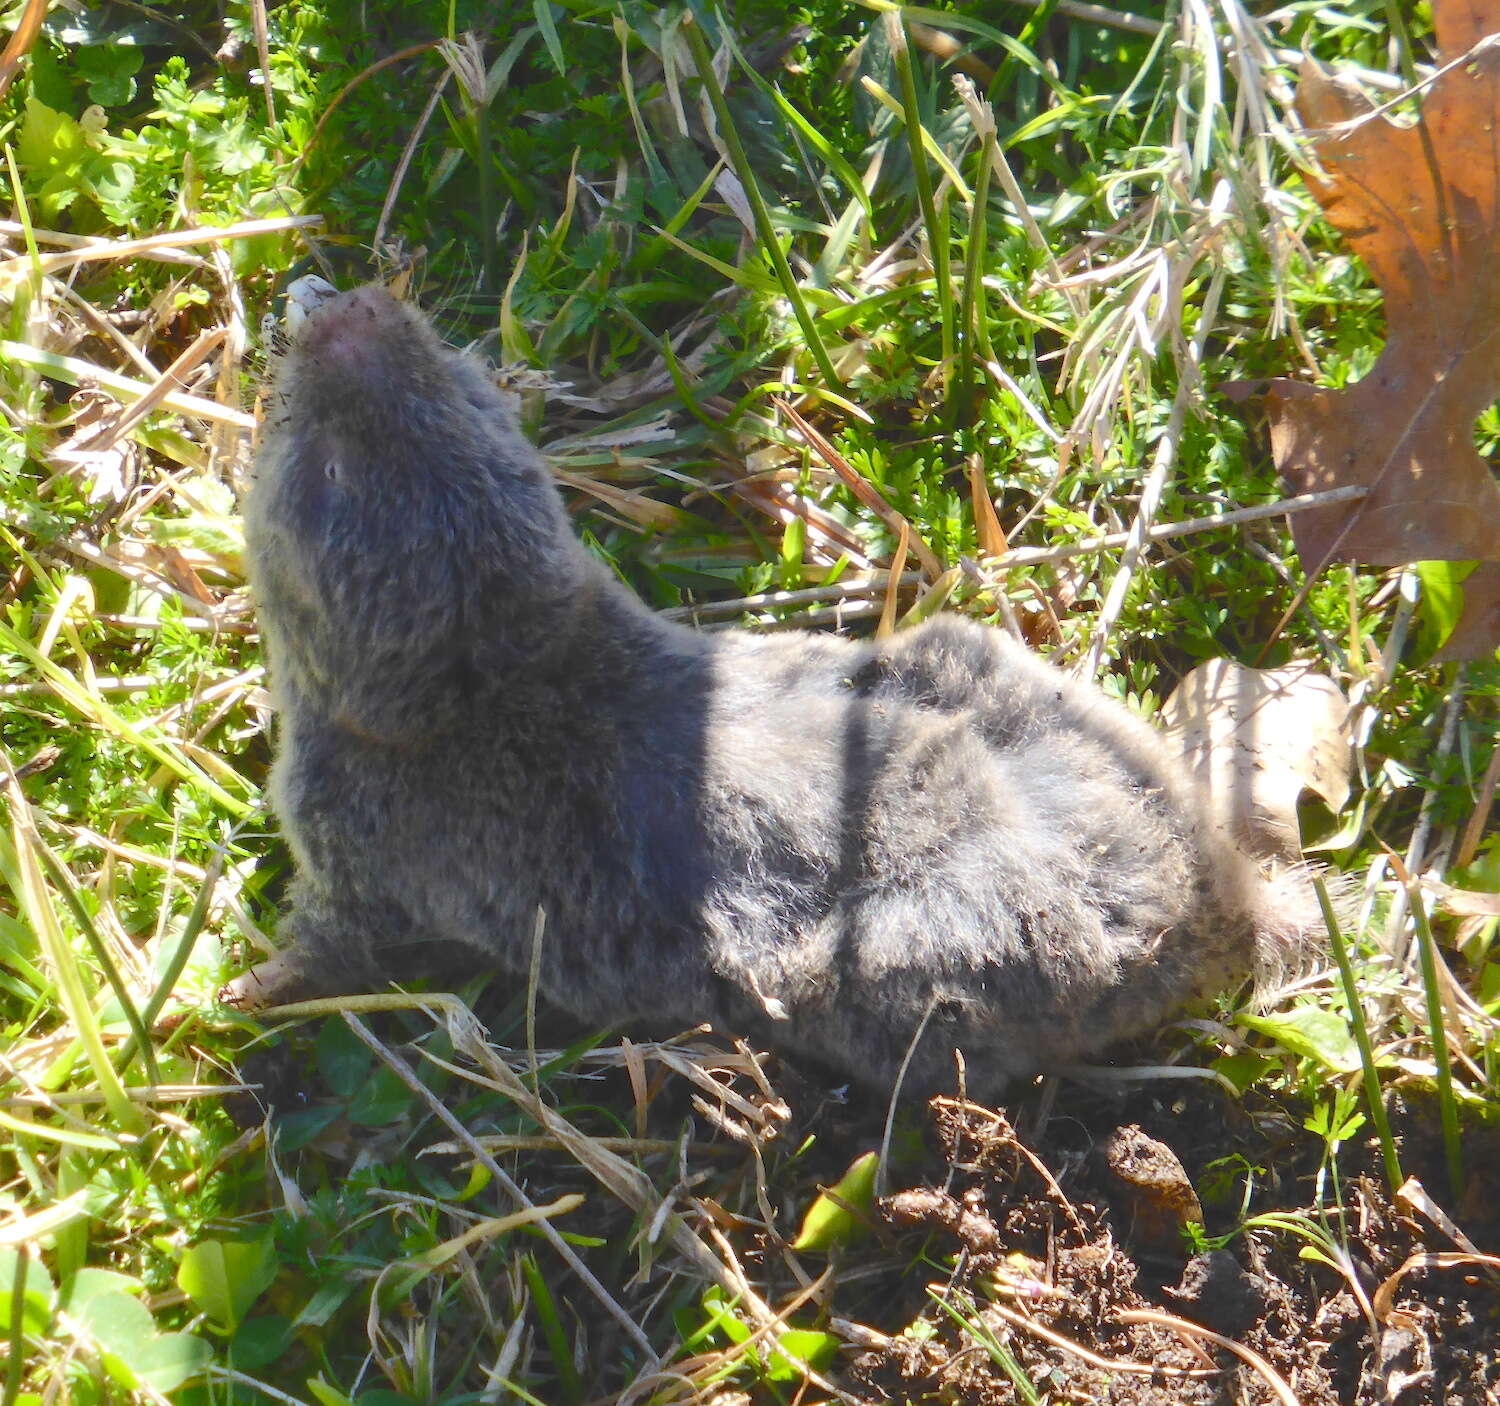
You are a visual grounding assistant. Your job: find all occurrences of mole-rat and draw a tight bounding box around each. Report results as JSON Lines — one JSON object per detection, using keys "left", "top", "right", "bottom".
{"left": 225, "top": 279, "right": 1316, "bottom": 1100}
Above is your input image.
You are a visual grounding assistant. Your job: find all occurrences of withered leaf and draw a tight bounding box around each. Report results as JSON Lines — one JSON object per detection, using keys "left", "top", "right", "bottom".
{"left": 1162, "top": 659, "right": 1352, "bottom": 864}
{"left": 1261, "top": 0, "right": 1500, "bottom": 655}
{"left": 1432, "top": 884, "right": 1500, "bottom": 917}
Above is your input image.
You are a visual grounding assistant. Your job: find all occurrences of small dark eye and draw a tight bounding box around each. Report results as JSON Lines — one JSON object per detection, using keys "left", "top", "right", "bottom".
{"left": 323, "top": 461, "right": 340, "bottom": 483}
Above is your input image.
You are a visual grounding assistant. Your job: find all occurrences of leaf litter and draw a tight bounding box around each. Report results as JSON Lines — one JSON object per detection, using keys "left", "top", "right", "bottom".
{"left": 1243, "top": 0, "right": 1500, "bottom": 656}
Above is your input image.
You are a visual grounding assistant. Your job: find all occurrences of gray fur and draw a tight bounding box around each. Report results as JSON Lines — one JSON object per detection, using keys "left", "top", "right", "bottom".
{"left": 228, "top": 284, "right": 1311, "bottom": 1099}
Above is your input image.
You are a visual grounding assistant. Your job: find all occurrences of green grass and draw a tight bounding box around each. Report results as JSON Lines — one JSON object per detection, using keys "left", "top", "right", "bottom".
{"left": 1, "top": 1, "right": 1497, "bottom": 1403}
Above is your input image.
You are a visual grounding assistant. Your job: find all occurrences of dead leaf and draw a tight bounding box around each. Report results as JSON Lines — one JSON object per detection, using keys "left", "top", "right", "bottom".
{"left": 876, "top": 519, "right": 909, "bottom": 640}
{"left": 1396, "top": 1175, "right": 1481, "bottom": 1251}
{"left": 967, "top": 451, "right": 1008, "bottom": 559}
{"left": 1373, "top": 1251, "right": 1500, "bottom": 1320}
{"left": 776, "top": 397, "right": 944, "bottom": 580}
{"left": 908, "top": 21, "right": 997, "bottom": 86}
{"left": 1161, "top": 659, "right": 1352, "bottom": 863}
{"left": 151, "top": 542, "right": 216, "bottom": 606}
{"left": 552, "top": 467, "right": 693, "bottom": 533}
{"left": 730, "top": 475, "right": 877, "bottom": 569}
{"left": 49, "top": 390, "right": 137, "bottom": 505}
{"left": 1258, "top": 2, "right": 1500, "bottom": 655}
{"left": 1428, "top": 883, "right": 1500, "bottom": 917}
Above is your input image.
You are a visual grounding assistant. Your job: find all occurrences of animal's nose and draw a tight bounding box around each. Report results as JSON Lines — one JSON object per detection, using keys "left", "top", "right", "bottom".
{"left": 291, "top": 283, "right": 416, "bottom": 403}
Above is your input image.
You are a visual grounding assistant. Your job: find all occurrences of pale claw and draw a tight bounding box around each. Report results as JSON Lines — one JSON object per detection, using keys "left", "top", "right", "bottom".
{"left": 219, "top": 949, "right": 317, "bottom": 1011}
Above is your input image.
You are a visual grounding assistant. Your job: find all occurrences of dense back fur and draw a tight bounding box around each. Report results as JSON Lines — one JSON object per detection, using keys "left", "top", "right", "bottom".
{"left": 236, "top": 285, "right": 1317, "bottom": 1100}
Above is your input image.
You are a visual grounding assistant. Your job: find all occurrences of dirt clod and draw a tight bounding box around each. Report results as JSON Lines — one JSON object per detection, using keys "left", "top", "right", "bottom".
{"left": 1164, "top": 1250, "right": 1273, "bottom": 1338}
{"left": 883, "top": 1186, "right": 1002, "bottom": 1257}
{"left": 1101, "top": 1122, "right": 1205, "bottom": 1259}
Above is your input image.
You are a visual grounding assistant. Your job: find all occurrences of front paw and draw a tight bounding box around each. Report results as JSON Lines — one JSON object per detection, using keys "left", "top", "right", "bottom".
{"left": 219, "top": 948, "right": 322, "bottom": 1010}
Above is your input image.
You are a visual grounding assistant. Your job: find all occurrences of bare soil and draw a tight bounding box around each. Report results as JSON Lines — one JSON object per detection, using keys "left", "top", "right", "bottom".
{"left": 231, "top": 1017, "right": 1500, "bottom": 1405}
{"left": 838, "top": 1080, "right": 1500, "bottom": 1406}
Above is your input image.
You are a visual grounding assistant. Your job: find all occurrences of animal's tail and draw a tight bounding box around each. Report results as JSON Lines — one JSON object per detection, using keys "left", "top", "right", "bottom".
{"left": 1249, "top": 860, "right": 1352, "bottom": 1001}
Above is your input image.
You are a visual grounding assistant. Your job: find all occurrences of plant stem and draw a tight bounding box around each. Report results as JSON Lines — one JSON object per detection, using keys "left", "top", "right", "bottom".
{"left": 1380, "top": 0, "right": 1420, "bottom": 92}
{"left": 954, "top": 111, "right": 995, "bottom": 423}
{"left": 3, "top": 1247, "right": 26, "bottom": 1406}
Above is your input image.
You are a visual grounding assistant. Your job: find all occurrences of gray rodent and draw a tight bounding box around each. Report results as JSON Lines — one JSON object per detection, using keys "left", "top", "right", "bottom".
{"left": 226, "top": 281, "right": 1316, "bottom": 1100}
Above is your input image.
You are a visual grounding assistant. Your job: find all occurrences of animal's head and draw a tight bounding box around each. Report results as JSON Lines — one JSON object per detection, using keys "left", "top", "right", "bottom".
{"left": 247, "top": 283, "right": 581, "bottom": 679}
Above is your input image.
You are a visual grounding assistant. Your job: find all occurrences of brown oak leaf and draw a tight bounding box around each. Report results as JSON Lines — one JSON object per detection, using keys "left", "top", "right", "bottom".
{"left": 1258, "top": 0, "right": 1500, "bottom": 656}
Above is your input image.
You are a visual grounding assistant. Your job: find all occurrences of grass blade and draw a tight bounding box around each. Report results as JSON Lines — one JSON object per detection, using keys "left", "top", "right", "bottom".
{"left": 1315, "top": 876, "right": 1402, "bottom": 1193}
{"left": 680, "top": 12, "right": 843, "bottom": 390}
{"left": 34, "top": 845, "right": 160, "bottom": 1086}
{"left": 3, "top": 1246, "right": 27, "bottom": 1406}
{"left": 125, "top": 850, "right": 225, "bottom": 1065}
{"left": 721, "top": 29, "right": 874, "bottom": 223}
{"left": 954, "top": 95, "right": 996, "bottom": 420}
{"left": 929, "top": 1289, "right": 1042, "bottom": 1405}
{"left": 1406, "top": 879, "right": 1465, "bottom": 1203}
{"left": 532, "top": 0, "right": 564, "bottom": 74}
{"left": 886, "top": 12, "right": 954, "bottom": 383}
{"left": 520, "top": 1253, "right": 583, "bottom": 1403}
{"left": 1, "top": 770, "right": 143, "bottom": 1133}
